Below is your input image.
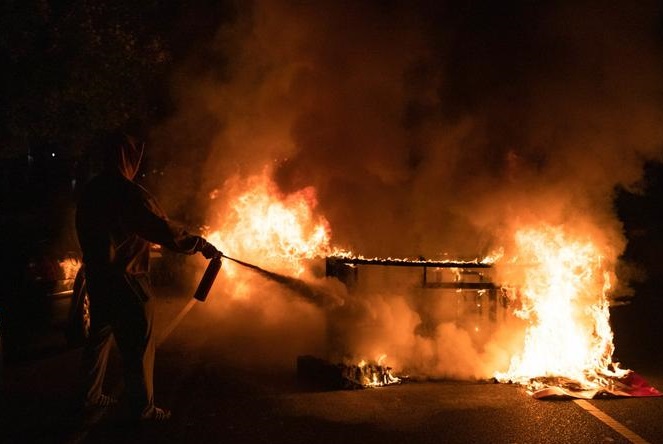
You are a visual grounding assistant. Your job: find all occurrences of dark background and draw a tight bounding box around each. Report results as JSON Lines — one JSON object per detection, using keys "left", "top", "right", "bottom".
{"left": 613, "top": 160, "right": 663, "bottom": 369}
{"left": 0, "top": 0, "right": 236, "bottom": 234}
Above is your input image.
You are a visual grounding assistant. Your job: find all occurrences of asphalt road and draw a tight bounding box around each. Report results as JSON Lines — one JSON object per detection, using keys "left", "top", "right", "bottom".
{"left": 3, "top": 288, "right": 663, "bottom": 444}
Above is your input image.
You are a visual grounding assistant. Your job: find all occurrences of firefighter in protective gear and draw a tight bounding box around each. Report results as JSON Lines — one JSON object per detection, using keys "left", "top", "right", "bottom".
{"left": 75, "top": 131, "right": 219, "bottom": 421}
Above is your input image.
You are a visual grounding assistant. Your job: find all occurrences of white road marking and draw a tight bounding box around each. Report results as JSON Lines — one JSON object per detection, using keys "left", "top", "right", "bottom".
{"left": 574, "top": 399, "right": 650, "bottom": 444}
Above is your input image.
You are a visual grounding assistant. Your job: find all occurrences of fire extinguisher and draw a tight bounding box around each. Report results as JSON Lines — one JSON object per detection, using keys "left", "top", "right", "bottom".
{"left": 193, "top": 254, "right": 223, "bottom": 302}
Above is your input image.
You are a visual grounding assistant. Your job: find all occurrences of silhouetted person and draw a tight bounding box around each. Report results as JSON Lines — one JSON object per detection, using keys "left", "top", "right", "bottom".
{"left": 75, "top": 131, "right": 219, "bottom": 421}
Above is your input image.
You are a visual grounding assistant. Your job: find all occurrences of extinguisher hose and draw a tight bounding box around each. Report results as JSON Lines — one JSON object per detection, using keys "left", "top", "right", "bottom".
{"left": 196, "top": 253, "right": 332, "bottom": 307}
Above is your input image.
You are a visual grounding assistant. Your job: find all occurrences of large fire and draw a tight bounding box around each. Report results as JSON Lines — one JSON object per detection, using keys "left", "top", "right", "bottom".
{"left": 494, "top": 225, "right": 628, "bottom": 393}
{"left": 201, "top": 169, "right": 657, "bottom": 396}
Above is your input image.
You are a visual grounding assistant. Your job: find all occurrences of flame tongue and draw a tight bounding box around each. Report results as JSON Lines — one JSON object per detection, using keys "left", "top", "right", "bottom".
{"left": 207, "top": 170, "right": 332, "bottom": 276}
{"left": 495, "top": 225, "right": 627, "bottom": 389}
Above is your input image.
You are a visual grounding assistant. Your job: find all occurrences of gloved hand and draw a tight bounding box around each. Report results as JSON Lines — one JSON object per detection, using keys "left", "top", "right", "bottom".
{"left": 197, "top": 237, "right": 222, "bottom": 259}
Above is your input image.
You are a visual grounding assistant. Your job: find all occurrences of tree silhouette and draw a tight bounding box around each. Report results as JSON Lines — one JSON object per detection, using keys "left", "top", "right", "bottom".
{"left": 1, "top": 0, "right": 232, "bottom": 159}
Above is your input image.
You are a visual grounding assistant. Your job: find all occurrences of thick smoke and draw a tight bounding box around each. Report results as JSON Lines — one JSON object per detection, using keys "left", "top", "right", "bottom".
{"left": 153, "top": 1, "right": 663, "bottom": 378}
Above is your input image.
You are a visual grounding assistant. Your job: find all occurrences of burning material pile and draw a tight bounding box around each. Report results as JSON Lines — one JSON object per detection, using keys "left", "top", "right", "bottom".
{"left": 349, "top": 358, "right": 402, "bottom": 388}
{"left": 297, "top": 355, "right": 401, "bottom": 390}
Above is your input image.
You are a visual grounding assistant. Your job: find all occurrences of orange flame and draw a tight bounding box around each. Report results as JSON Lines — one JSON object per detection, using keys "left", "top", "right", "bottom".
{"left": 59, "top": 256, "right": 82, "bottom": 280}
{"left": 495, "top": 225, "right": 627, "bottom": 389}
{"left": 206, "top": 170, "right": 332, "bottom": 276}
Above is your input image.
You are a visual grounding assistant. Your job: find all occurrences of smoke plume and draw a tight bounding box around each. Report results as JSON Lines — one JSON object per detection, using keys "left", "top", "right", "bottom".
{"left": 153, "top": 1, "right": 663, "bottom": 379}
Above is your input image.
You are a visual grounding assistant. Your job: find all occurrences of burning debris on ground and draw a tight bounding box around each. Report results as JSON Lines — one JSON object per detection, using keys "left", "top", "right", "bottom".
{"left": 525, "top": 370, "right": 663, "bottom": 400}
{"left": 297, "top": 355, "right": 403, "bottom": 390}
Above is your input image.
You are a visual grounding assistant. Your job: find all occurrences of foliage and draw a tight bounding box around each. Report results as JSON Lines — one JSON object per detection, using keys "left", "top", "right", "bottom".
{"left": 0, "top": 0, "right": 232, "bottom": 158}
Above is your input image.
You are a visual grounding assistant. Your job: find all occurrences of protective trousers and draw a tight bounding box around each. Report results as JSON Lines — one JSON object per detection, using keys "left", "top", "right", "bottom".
{"left": 79, "top": 274, "right": 156, "bottom": 417}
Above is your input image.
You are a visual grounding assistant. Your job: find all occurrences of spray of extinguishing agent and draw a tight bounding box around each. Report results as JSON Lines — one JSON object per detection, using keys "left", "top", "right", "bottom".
{"left": 193, "top": 253, "right": 273, "bottom": 302}
{"left": 193, "top": 252, "right": 330, "bottom": 306}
